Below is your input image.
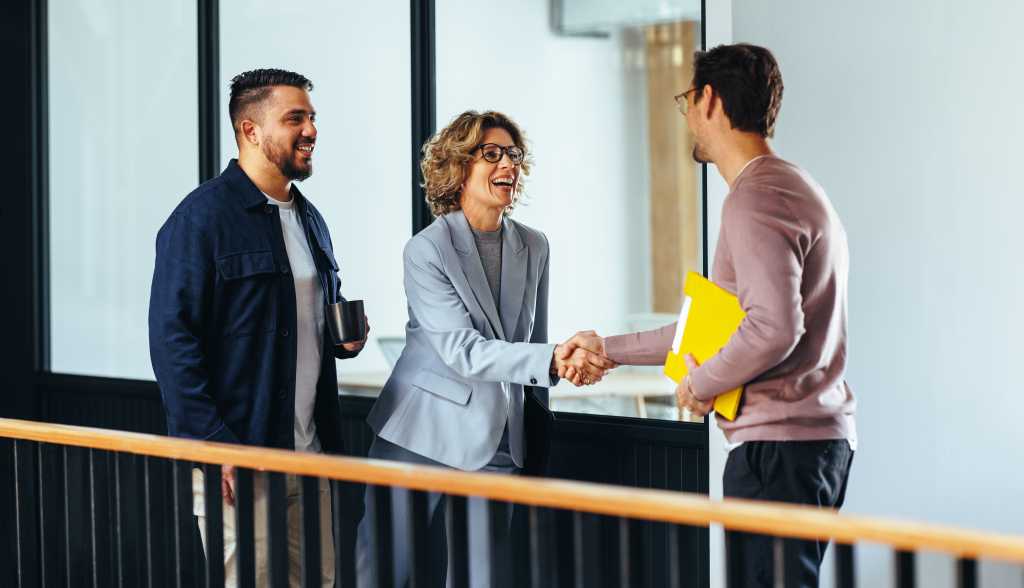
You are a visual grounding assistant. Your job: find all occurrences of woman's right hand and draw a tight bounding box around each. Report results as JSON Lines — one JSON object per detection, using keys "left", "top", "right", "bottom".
{"left": 553, "top": 344, "right": 616, "bottom": 386}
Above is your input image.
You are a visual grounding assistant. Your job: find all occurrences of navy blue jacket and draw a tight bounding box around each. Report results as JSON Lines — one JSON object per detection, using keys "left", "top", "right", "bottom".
{"left": 148, "top": 159, "right": 359, "bottom": 453}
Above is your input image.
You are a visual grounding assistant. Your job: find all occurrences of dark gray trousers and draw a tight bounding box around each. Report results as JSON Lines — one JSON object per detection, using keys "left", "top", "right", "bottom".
{"left": 355, "top": 436, "right": 518, "bottom": 588}
{"left": 723, "top": 439, "right": 854, "bottom": 588}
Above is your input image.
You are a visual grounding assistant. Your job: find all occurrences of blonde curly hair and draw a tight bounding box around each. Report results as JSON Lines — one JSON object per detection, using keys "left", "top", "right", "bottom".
{"left": 420, "top": 110, "right": 532, "bottom": 217}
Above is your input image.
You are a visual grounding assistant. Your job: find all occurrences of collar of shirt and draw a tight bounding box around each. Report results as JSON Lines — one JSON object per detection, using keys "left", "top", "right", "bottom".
{"left": 734, "top": 154, "right": 770, "bottom": 184}
{"left": 263, "top": 192, "right": 296, "bottom": 210}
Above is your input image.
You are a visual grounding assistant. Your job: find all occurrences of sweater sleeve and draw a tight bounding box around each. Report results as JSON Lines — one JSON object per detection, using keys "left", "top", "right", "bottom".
{"left": 689, "top": 188, "right": 808, "bottom": 401}
{"left": 604, "top": 322, "right": 677, "bottom": 366}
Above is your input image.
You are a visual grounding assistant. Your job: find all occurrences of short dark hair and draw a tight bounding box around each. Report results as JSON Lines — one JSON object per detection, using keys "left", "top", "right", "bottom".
{"left": 228, "top": 68, "right": 313, "bottom": 134}
{"left": 692, "top": 44, "right": 783, "bottom": 138}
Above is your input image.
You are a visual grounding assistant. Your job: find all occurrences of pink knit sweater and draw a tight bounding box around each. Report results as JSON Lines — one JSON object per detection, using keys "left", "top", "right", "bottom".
{"left": 606, "top": 156, "right": 856, "bottom": 444}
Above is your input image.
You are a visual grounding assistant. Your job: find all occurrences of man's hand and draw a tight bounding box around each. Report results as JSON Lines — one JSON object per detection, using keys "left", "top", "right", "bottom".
{"left": 222, "top": 464, "right": 236, "bottom": 506}
{"left": 676, "top": 354, "right": 713, "bottom": 419}
{"left": 555, "top": 330, "right": 606, "bottom": 361}
{"left": 553, "top": 331, "right": 618, "bottom": 386}
{"left": 340, "top": 315, "right": 370, "bottom": 352}
{"left": 553, "top": 345, "right": 615, "bottom": 386}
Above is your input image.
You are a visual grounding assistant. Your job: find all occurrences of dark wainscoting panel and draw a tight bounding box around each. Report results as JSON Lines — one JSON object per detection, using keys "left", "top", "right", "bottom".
{"left": 38, "top": 374, "right": 166, "bottom": 433}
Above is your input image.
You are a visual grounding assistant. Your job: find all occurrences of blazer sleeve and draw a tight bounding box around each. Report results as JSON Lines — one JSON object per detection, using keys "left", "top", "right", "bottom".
{"left": 148, "top": 209, "right": 239, "bottom": 444}
{"left": 404, "top": 235, "right": 556, "bottom": 386}
{"left": 528, "top": 235, "right": 559, "bottom": 390}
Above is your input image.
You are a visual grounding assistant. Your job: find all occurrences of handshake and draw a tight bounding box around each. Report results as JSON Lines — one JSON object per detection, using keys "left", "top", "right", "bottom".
{"left": 551, "top": 330, "right": 618, "bottom": 387}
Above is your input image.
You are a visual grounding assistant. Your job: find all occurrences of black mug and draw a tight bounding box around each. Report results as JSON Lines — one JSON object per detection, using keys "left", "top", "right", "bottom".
{"left": 325, "top": 299, "right": 366, "bottom": 345}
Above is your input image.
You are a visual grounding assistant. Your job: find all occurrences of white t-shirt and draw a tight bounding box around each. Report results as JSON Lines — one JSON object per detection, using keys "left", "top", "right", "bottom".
{"left": 266, "top": 194, "right": 325, "bottom": 454}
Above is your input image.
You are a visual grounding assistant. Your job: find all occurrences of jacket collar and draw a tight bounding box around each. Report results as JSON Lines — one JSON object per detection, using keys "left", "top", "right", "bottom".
{"left": 448, "top": 209, "right": 526, "bottom": 256}
{"left": 444, "top": 210, "right": 528, "bottom": 341}
{"left": 222, "top": 158, "right": 310, "bottom": 212}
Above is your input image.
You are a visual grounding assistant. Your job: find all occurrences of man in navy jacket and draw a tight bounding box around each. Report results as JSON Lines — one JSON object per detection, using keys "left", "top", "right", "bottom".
{"left": 148, "top": 68, "right": 365, "bottom": 586}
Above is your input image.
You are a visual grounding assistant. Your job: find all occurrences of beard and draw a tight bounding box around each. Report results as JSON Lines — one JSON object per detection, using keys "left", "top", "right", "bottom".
{"left": 691, "top": 140, "right": 711, "bottom": 164}
{"left": 262, "top": 136, "right": 313, "bottom": 181}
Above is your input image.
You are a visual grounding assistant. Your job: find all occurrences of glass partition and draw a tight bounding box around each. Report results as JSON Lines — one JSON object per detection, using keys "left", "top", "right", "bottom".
{"left": 220, "top": 1, "right": 412, "bottom": 379}
{"left": 436, "top": 0, "right": 704, "bottom": 419}
{"left": 48, "top": 0, "right": 198, "bottom": 379}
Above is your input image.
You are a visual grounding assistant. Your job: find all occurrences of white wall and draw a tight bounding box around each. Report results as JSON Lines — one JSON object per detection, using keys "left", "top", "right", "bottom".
{"left": 219, "top": 1, "right": 412, "bottom": 374}
{"left": 729, "top": 1, "right": 1024, "bottom": 584}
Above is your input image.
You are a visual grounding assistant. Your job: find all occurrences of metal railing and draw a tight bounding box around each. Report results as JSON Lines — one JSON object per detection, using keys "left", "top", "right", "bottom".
{"left": 3, "top": 417, "right": 1024, "bottom": 587}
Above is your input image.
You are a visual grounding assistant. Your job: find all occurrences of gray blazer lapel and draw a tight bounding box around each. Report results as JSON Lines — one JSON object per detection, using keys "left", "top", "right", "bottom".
{"left": 499, "top": 218, "right": 527, "bottom": 341}
{"left": 446, "top": 212, "right": 506, "bottom": 340}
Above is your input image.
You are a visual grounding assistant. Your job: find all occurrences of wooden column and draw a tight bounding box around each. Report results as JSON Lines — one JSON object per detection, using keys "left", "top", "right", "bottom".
{"left": 645, "top": 21, "right": 700, "bottom": 314}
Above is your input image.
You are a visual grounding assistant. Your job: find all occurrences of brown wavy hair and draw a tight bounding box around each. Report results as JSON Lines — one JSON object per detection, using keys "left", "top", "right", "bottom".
{"left": 420, "top": 110, "right": 532, "bottom": 217}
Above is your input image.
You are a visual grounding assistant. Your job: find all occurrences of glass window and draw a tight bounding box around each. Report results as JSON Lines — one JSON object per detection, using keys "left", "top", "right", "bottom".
{"left": 220, "top": 1, "right": 412, "bottom": 379}
{"left": 48, "top": 0, "right": 198, "bottom": 379}
{"left": 436, "top": 1, "right": 704, "bottom": 419}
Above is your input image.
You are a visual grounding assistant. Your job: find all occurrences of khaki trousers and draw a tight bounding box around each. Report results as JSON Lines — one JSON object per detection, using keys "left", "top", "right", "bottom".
{"left": 193, "top": 469, "right": 335, "bottom": 587}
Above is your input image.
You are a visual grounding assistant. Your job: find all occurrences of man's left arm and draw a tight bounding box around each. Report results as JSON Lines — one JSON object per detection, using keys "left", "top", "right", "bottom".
{"left": 331, "top": 295, "right": 366, "bottom": 359}
{"left": 323, "top": 230, "right": 366, "bottom": 360}
{"left": 688, "top": 191, "right": 807, "bottom": 401}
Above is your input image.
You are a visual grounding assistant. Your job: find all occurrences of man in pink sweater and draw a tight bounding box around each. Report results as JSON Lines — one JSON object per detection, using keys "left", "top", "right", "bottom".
{"left": 561, "top": 44, "right": 856, "bottom": 587}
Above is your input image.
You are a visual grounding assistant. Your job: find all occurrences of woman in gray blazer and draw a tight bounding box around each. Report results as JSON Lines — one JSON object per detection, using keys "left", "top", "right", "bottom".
{"left": 357, "top": 111, "right": 613, "bottom": 586}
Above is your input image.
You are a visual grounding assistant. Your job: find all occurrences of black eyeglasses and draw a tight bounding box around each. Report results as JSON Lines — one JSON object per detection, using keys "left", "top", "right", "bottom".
{"left": 475, "top": 143, "right": 525, "bottom": 165}
{"left": 674, "top": 88, "right": 698, "bottom": 115}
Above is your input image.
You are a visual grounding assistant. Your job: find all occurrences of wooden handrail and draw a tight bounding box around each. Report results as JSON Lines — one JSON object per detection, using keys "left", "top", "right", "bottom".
{"left": 3, "top": 417, "right": 1023, "bottom": 563}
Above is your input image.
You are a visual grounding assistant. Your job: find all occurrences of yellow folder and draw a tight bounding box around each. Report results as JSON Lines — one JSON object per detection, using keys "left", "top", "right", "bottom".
{"left": 663, "top": 272, "right": 747, "bottom": 421}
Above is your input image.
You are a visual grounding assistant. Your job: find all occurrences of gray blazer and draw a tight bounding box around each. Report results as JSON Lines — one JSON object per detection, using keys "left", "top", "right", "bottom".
{"left": 366, "top": 211, "right": 556, "bottom": 471}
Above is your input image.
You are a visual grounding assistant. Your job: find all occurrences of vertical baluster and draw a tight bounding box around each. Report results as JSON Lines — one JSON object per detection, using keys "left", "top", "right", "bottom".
{"left": 89, "top": 449, "right": 98, "bottom": 588}
{"left": 834, "top": 543, "right": 856, "bottom": 588}
{"left": 266, "top": 472, "right": 289, "bottom": 588}
{"left": 895, "top": 550, "right": 916, "bottom": 587}
{"left": 627, "top": 518, "right": 646, "bottom": 587}
{"left": 13, "top": 440, "right": 40, "bottom": 588}
{"left": 38, "top": 443, "right": 49, "bottom": 588}
{"left": 203, "top": 464, "right": 225, "bottom": 587}
{"left": 406, "top": 490, "right": 430, "bottom": 588}
{"left": 665, "top": 523, "right": 681, "bottom": 588}
{"left": 489, "top": 500, "right": 513, "bottom": 588}
{"left": 143, "top": 456, "right": 155, "bottom": 588}
{"left": 171, "top": 461, "right": 191, "bottom": 588}
{"left": 234, "top": 468, "right": 255, "bottom": 588}
{"left": 172, "top": 463, "right": 190, "bottom": 585}
{"left": 685, "top": 523, "right": 707, "bottom": 588}
{"left": 445, "top": 494, "right": 469, "bottom": 588}
{"left": 771, "top": 537, "right": 784, "bottom": 588}
{"left": 330, "top": 480, "right": 355, "bottom": 588}
{"left": 371, "top": 485, "right": 394, "bottom": 588}
{"left": 113, "top": 451, "right": 124, "bottom": 588}
{"left": 779, "top": 537, "right": 804, "bottom": 588}
{"left": 956, "top": 557, "right": 977, "bottom": 588}
{"left": 12, "top": 440, "right": 25, "bottom": 587}
{"left": 300, "top": 476, "right": 322, "bottom": 588}
{"left": 529, "top": 507, "right": 552, "bottom": 588}
{"left": 331, "top": 481, "right": 343, "bottom": 588}
{"left": 63, "top": 445, "right": 72, "bottom": 588}
{"left": 571, "top": 510, "right": 583, "bottom": 588}
{"left": 551, "top": 509, "right": 576, "bottom": 587}
{"left": 616, "top": 517, "right": 631, "bottom": 588}
{"left": 570, "top": 511, "right": 602, "bottom": 588}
